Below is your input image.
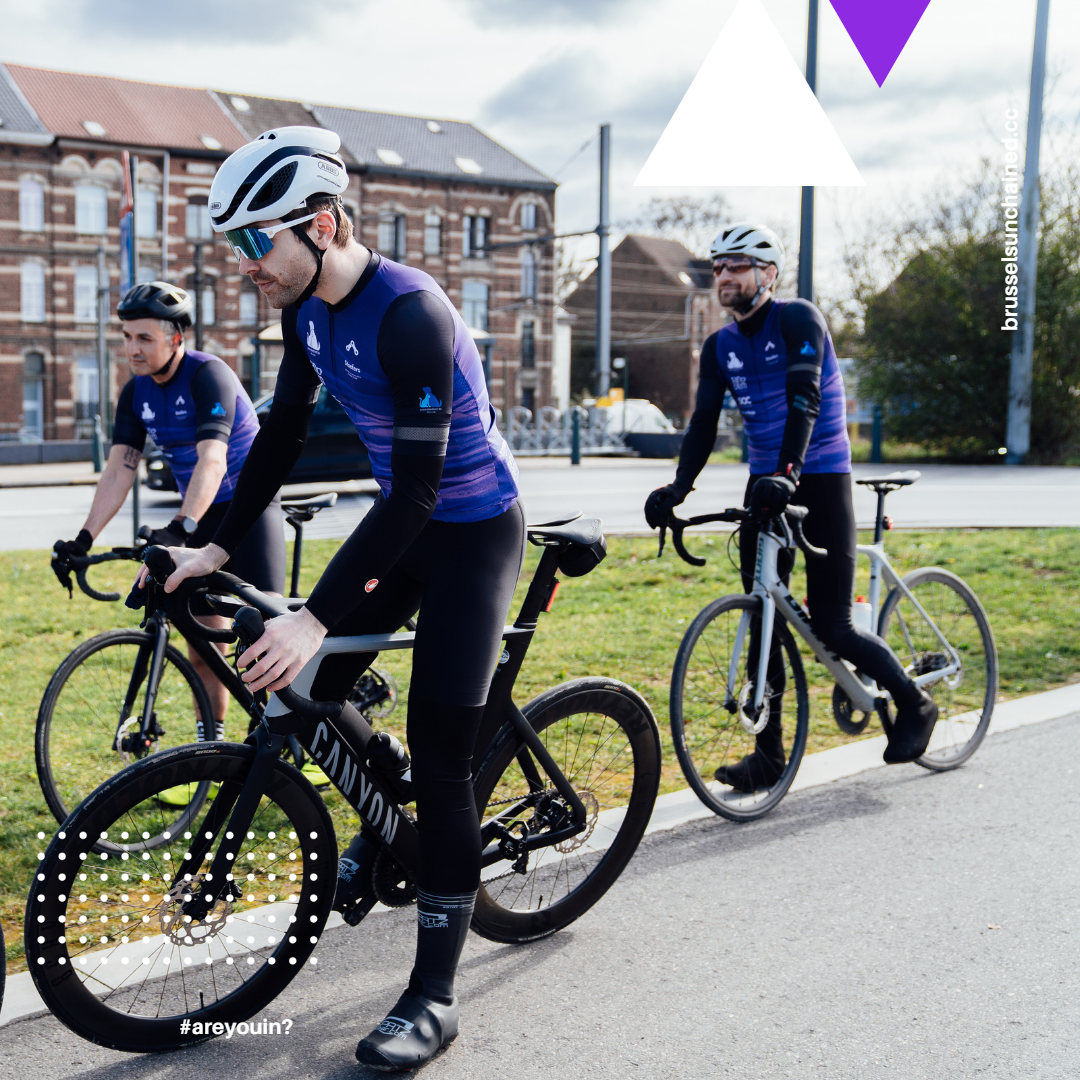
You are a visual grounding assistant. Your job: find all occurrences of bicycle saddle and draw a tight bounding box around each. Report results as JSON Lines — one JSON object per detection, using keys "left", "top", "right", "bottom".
{"left": 282, "top": 491, "right": 338, "bottom": 516}
{"left": 527, "top": 516, "right": 601, "bottom": 547}
{"left": 855, "top": 470, "right": 921, "bottom": 492}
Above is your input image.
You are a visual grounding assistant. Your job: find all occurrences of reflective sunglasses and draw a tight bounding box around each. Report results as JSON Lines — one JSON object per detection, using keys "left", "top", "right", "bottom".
{"left": 712, "top": 257, "right": 758, "bottom": 275}
{"left": 224, "top": 212, "right": 320, "bottom": 262}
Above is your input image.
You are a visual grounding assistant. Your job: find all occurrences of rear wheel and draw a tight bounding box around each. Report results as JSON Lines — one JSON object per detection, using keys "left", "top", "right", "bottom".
{"left": 471, "top": 678, "right": 661, "bottom": 944}
{"left": 670, "top": 595, "right": 809, "bottom": 822}
{"left": 878, "top": 568, "right": 997, "bottom": 771}
{"left": 25, "top": 743, "right": 336, "bottom": 1052}
{"left": 36, "top": 630, "right": 215, "bottom": 831}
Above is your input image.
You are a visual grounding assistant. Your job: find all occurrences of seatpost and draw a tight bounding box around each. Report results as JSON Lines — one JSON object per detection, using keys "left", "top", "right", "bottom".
{"left": 286, "top": 515, "right": 304, "bottom": 598}
{"left": 873, "top": 489, "right": 886, "bottom": 545}
{"left": 514, "top": 546, "right": 562, "bottom": 629}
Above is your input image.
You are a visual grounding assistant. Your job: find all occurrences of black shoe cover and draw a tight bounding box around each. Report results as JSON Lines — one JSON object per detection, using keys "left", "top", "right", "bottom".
{"left": 883, "top": 691, "right": 939, "bottom": 764}
{"left": 355, "top": 991, "right": 459, "bottom": 1071}
{"left": 714, "top": 751, "right": 783, "bottom": 793}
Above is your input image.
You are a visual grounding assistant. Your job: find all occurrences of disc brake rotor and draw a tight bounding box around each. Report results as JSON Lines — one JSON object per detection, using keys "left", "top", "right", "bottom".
{"left": 157, "top": 877, "right": 231, "bottom": 946}
{"left": 554, "top": 791, "right": 600, "bottom": 853}
{"left": 737, "top": 682, "right": 769, "bottom": 736}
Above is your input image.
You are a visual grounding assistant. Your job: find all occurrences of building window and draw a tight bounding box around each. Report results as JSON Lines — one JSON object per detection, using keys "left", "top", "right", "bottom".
{"left": 201, "top": 286, "right": 215, "bottom": 326}
{"left": 378, "top": 213, "right": 407, "bottom": 261}
{"left": 424, "top": 211, "right": 441, "bottom": 256}
{"left": 239, "top": 290, "right": 258, "bottom": 325}
{"left": 462, "top": 214, "right": 488, "bottom": 258}
{"left": 75, "top": 265, "right": 98, "bottom": 322}
{"left": 520, "top": 248, "right": 537, "bottom": 300}
{"left": 521, "top": 203, "right": 537, "bottom": 230}
{"left": 136, "top": 265, "right": 158, "bottom": 285}
{"left": 75, "top": 184, "right": 108, "bottom": 235}
{"left": 521, "top": 387, "right": 535, "bottom": 412}
{"left": 20, "top": 262, "right": 45, "bottom": 322}
{"left": 22, "top": 353, "right": 45, "bottom": 439}
{"left": 19, "top": 179, "right": 44, "bottom": 231}
{"left": 136, "top": 186, "right": 157, "bottom": 239}
{"left": 75, "top": 355, "right": 99, "bottom": 425}
{"left": 461, "top": 281, "right": 488, "bottom": 331}
{"left": 186, "top": 201, "right": 212, "bottom": 239}
{"left": 521, "top": 320, "right": 535, "bottom": 369}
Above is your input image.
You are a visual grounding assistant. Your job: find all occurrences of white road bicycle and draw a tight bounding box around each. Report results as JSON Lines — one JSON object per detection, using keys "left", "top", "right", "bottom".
{"left": 665, "top": 472, "right": 998, "bottom": 823}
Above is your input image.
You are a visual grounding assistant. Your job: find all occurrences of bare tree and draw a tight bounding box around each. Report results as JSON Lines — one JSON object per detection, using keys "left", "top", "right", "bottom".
{"left": 618, "top": 194, "right": 733, "bottom": 258}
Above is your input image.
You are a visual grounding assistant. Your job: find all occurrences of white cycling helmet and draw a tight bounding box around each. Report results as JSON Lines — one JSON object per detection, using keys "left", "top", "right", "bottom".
{"left": 209, "top": 126, "right": 348, "bottom": 234}
{"left": 710, "top": 222, "right": 786, "bottom": 275}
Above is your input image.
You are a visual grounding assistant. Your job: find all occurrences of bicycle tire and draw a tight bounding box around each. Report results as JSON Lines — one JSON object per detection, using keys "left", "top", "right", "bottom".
{"left": 25, "top": 742, "right": 336, "bottom": 1053}
{"left": 471, "top": 678, "right": 661, "bottom": 944}
{"left": 670, "top": 594, "right": 809, "bottom": 822}
{"left": 878, "top": 567, "right": 997, "bottom": 771}
{"left": 36, "top": 629, "right": 216, "bottom": 832}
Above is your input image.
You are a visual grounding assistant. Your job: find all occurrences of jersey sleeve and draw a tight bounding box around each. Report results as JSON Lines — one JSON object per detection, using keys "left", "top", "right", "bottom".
{"left": 776, "top": 299, "right": 828, "bottom": 480}
{"left": 305, "top": 290, "right": 454, "bottom": 632}
{"left": 191, "top": 360, "right": 237, "bottom": 444}
{"left": 109, "top": 378, "right": 146, "bottom": 452}
{"left": 273, "top": 305, "right": 322, "bottom": 407}
{"left": 674, "top": 332, "right": 727, "bottom": 492}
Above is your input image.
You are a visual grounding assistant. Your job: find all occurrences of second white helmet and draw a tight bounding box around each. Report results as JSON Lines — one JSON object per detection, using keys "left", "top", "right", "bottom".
{"left": 209, "top": 126, "right": 348, "bottom": 233}
{"left": 710, "top": 223, "right": 786, "bottom": 275}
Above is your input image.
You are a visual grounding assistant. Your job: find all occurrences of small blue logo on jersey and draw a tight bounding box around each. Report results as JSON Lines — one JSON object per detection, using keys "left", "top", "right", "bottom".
{"left": 346, "top": 340, "right": 359, "bottom": 356}
{"left": 141, "top": 401, "right": 155, "bottom": 421}
{"left": 765, "top": 340, "right": 777, "bottom": 352}
{"left": 419, "top": 387, "right": 442, "bottom": 410}
{"left": 800, "top": 341, "right": 815, "bottom": 357}
{"left": 306, "top": 321, "right": 321, "bottom": 354}
{"left": 210, "top": 402, "right": 226, "bottom": 417}
{"left": 175, "top": 394, "right": 185, "bottom": 405}
{"left": 726, "top": 352, "right": 743, "bottom": 371}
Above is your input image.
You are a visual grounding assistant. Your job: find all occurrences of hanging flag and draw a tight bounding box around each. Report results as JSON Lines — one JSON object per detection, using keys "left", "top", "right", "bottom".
{"left": 118, "top": 150, "right": 135, "bottom": 294}
{"left": 635, "top": 0, "right": 863, "bottom": 187}
{"left": 828, "top": 0, "right": 933, "bottom": 87}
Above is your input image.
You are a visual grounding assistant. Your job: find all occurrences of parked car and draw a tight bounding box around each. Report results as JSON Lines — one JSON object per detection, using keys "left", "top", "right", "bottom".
{"left": 594, "top": 398, "right": 684, "bottom": 458}
{"left": 144, "top": 386, "right": 371, "bottom": 491}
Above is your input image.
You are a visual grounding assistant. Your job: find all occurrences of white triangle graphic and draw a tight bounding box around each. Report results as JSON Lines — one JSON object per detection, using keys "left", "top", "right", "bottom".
{"left": 635, "top": 0, "right": 864, "bottom": 187}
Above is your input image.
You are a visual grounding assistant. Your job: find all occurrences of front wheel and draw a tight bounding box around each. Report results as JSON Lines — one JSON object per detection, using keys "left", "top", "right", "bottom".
{"left": 471, "top": 678, "right": 661, "bottom": 944}
{"left": 878, "top": 567, "right": 997, "bottom": 771}
{"left": 670, "top": 595, "right": 809, "bottom": 822}
{"left": 25, "top": 743, "right": 337, "bottom": 1053}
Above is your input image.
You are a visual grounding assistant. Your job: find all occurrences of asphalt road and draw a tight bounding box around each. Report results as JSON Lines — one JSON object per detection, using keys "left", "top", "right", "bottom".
{"left": 3, "top": 461, "right": 1080, "bottom": 551}
{"left": 2, "top": 714, "right": 1076, "bottom": 1078}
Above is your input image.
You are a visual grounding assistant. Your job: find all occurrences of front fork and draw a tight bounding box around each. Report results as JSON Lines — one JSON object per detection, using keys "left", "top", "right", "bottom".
{"left": 114, "top": 611, "right": 171, "bottom": 757}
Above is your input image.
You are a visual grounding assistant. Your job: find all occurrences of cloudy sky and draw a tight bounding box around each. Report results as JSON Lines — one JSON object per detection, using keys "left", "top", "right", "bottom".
{"left": 3, "top": 0, "right": 1078, "bottom": 296}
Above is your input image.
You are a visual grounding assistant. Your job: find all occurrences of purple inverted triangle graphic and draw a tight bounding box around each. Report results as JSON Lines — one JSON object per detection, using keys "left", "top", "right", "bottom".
{"left": 829, "top": 0, "right": 933, "bottom": 87}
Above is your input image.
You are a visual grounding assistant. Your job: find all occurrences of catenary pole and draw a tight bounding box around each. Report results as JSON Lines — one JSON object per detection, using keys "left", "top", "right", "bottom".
{"left": 1006, "top": 0, "right": 1051, "bottom": 465}
{"left": 797, "top": 0, "right": 819, "bottom": 301}
{"left": 595, "top": 124, "right": 612, "bottom": 397}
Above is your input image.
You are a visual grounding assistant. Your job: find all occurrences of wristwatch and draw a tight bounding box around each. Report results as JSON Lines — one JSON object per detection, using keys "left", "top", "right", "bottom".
{"left": 175, "top": 516, "right": 198, "bottom": 538}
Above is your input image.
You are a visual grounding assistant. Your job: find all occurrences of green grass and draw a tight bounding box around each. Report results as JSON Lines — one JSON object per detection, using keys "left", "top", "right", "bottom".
{"left": 4, "top": 528, "right": 1080, "bottom": 971}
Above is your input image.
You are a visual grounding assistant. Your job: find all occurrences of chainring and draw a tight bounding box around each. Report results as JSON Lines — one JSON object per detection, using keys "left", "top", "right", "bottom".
{"left": 832, "top": 683, "right": 871, "bottom": 736}
{"left": 371, "top": 847, "right": 417, "bottom": 907}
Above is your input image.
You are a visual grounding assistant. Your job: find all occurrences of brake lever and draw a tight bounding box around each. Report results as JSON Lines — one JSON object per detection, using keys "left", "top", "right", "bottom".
{"left": 657, "top": 521, "right": 668, "bottom": 559}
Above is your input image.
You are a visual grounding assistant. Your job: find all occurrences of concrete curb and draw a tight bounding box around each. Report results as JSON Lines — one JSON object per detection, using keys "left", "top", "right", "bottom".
{"left": 4, "top": 682, "right": 1078, "bottom": 1030}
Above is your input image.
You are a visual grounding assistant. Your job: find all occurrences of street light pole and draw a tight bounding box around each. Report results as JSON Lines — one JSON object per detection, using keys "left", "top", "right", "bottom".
{"left": 798, "top": 0, "right": 819, "bottom": 301}
{"left": 1005, "top": 0, "right": 1051, "bottom": 465}
{"left": 193, "top": 241, "right": 205, "bottom": 352}
{"left": 595, "top": 123, "right": 612, "bottom": 397}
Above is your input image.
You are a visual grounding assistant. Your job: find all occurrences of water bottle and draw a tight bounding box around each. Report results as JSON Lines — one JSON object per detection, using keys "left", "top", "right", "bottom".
{"left": 367, "top": 731, "right": 410, "bottom": 778}
{"left": 852, "top": 596, "right": 874, "bottom": 634}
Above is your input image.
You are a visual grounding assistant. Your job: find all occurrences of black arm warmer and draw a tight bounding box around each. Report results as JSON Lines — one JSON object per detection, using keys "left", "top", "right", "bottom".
{"left": 776, "top": 299, "right": 828, "bottom": 480}
{"left": 674, "top": 332, "right": 726, "bottom": 492}
{"left": 305, "top": 291, "right": 455, "bottom": 631}
{"left": 212, "top": 397, "right": 313, "bottom": 554}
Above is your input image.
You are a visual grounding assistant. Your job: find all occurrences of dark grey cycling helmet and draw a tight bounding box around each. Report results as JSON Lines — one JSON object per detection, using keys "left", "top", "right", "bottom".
{"left": 117, "top": 281, "right": 194, "bottom": 329}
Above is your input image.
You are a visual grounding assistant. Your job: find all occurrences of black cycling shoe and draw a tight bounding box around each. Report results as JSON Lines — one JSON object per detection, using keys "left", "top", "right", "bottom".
{"left": 355, "top": 991, "right": 459, "bottom": 1072}
{"left": 714, "top": 751, "right": 783, "bottom": 793}
{"left": 883, "top": 691, "right": 939, "bottom": 764}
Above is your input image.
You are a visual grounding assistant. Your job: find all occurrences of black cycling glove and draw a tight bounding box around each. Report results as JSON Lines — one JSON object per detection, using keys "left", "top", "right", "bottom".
{"left": 145, "top": 520, "right": 189, "bottom": 548}
{"left": 644, "top": 482, "right": 692, "bottom": 529}
{"left": 750, "top": 475, "right": 797, "bottom": 521}
{"left": 54, "top": 529, "right": 93, "bottom": 561}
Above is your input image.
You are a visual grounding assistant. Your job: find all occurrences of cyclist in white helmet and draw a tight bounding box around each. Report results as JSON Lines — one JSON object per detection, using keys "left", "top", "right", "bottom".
{"left": 158, "top": 127, "right": 523, "bottom": 1070}
{"left": 646, "top": 223, "right": 938, "bottom": 782}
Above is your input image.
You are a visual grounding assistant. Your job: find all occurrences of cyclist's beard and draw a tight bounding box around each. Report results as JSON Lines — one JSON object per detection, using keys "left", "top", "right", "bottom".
{"left": 718, "top": 281, "right": 758, "bottom": 313}
{"left": 250, "top": 250, "right": 318, "bottom": 309}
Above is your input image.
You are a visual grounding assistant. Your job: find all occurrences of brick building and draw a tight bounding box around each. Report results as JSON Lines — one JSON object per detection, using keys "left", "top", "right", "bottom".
{"left": 0, "top": 63, "right": 556, "bottom": 443}
{"left": 564, "top": 234, "right": 723, "bottom": 422}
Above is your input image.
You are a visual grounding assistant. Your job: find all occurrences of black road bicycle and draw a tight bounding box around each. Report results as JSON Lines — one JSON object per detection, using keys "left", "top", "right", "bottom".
{"left": 38, "top": 494, "right": 401, "bottom": 827}
{"left": 25, "top": 515, "right": 661, "bottom": 1053}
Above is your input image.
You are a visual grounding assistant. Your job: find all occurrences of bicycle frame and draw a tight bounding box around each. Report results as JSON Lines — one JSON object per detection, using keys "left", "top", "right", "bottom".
{"left": 740, "top": 525, "right": 963, "bottom": 717}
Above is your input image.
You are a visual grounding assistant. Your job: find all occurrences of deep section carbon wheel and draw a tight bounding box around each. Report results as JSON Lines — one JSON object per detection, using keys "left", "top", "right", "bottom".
{"left": 670, "top": 595, "right": 809, "bottom": 822}
{"left": 878, "top": 568, "right": 997, "bottom": 771}
{"left": 471, "top": 678, "right": 661, "bottom": 944}
{"left": 36, "top": 629, "right": 215, "bottom": 830}
{"left": 26, "top": 743, "right": 336, "bottom": 1052}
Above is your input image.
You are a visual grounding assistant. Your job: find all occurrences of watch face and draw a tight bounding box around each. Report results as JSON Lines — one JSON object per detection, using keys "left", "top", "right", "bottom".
{"left": 181, "top": 516, "right": 198, "bottom": 535}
